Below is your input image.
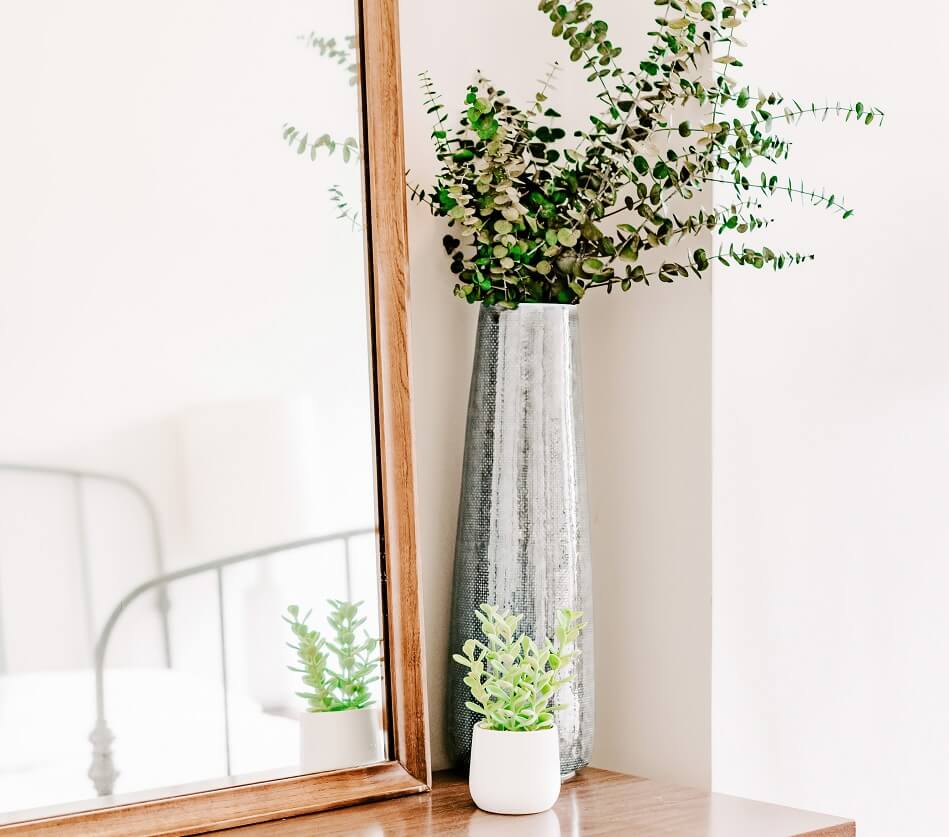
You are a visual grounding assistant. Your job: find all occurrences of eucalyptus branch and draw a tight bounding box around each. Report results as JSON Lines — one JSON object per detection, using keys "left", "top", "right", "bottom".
{"left": 297, "top": 33, "right": 359, "bottom": 87}
{"left": 407, "top": 180, "right": 437, "bottom": 209}
{"left": 329, "top": 185, "right": 362, "bottom": 231}
{"left": 420, "top": 70, "right": 454, "bottom": 160}
{"left": 527, "top": 62, "right": 562, "bottom": 122}
{"left": 551, "top": 0, "right": 733, "bottom": 231}
{"left": 708, "top": 176, "right": 854, "bottom": 217}
{"left": 538, "top": 1, "right": 621, "bottom": 113}
{"left": 749, "top": 101, "right": 885, "bottom": 128}
{"left": 298, "top": 32, "right": 355, "bottom": 64}
{"left": 282, "top": 124, "right": 359, "bottom": 163}
{"left": 605, "top": 197, "right": 773, "bottom": 268}
{"left": 650, "top": 100, "right": 884, "bottom": 134}
{"left": 593, "top": 240, "right": 813, "bottom": 292}
{"left": 403, "top": 0, "right": 881, "bottom": 305}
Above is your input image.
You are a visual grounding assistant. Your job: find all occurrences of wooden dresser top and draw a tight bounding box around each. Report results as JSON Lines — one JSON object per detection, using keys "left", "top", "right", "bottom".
{"left": 214, "top": 768, "right": 855, "bottom": 836}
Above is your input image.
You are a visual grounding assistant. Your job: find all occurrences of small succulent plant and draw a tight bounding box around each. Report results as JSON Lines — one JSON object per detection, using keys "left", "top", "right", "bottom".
{"left": 453, "top": 603, "right": 584, "bottom": 732}
{"left": 284, "top": 600, "right": 379, "bottom": 712}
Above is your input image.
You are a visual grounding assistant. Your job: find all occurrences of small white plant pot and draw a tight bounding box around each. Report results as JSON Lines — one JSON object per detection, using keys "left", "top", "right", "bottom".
{"left": 299, "top": 706, "right": 382, "bottom": 774}
{"left": 468, "top": 723, "right": 561, "bottom": 815}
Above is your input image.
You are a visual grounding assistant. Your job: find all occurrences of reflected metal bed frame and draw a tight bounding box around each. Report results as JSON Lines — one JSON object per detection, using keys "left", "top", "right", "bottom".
{"left": 88, "top": 526, "right": 374, "bottom": 797}
{"left": 0, "top": 463, "right": 373, "bottom": 798}
{"left": 0, "top": 464, "right": 172, "bottom": 674}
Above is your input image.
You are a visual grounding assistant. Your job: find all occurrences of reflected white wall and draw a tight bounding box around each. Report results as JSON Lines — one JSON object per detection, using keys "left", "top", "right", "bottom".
{"left": 0, "top": 0, "right": 374, "bottom": 668}
{"left": 0, "top": 0, "right": 382, "bottom": 812}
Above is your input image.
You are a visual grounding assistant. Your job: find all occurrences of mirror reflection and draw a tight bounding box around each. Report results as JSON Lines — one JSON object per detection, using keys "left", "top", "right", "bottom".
{"left": 0, "top": 0, "right": 383, "bottom": 825}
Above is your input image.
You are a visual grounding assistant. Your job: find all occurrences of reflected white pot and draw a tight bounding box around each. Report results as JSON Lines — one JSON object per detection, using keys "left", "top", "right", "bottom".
{"left": 300, "top": 707, "right": 381, "bottom": 774}
{"left": 468, "top": 809, "right": 559, "bottom": 836}
{"left": 468, "top": 724, "right": 561, "bottom": 815}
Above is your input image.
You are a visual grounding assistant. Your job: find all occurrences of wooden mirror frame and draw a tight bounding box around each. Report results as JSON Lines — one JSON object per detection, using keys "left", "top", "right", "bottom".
{"left": 0, "top": 0, "right": 429, "bottom": 833}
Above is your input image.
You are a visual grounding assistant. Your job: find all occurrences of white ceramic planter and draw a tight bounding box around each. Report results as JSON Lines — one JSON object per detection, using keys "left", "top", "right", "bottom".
{"left": 468, "top": 723, "right": 561, "bottom": 815}
{"left": 299, "top": 706, "right": 382, "bottom": 774}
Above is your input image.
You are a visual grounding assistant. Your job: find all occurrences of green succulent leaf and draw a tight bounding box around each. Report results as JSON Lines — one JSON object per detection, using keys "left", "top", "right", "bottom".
{"left": 285, "top": 600, "right": 380, "bottom": 712}
{"left": 453, "top": 603, "right": 585, "bottom": 732}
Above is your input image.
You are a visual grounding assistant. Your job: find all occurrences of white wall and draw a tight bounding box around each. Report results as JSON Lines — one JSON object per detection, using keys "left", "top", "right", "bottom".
{"left": 712, "top": 3, "right": 949, "bottom": 835}
{"left": 400, "top": 1, "right": 712, "bottom": 784}
{"left": 0, "top": 0, "right": 377, "bottom": 680}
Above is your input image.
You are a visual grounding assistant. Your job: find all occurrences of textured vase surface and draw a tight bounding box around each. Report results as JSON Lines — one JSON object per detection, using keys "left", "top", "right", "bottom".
{"left": 449, "top": 303, "right": 594, "bottom": 776}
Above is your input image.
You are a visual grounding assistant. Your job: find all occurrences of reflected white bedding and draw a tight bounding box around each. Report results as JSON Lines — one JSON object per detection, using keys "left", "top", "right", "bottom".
{"left": 0, "top": 668, "right": 298, "bottom": 816}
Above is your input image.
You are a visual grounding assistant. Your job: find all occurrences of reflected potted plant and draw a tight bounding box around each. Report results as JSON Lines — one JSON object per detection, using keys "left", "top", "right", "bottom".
{"left": 453, "top": 604, "right": 584, "bottom": 814}
{"left": 284, "top": 600, "right": 382, "bottom": 773}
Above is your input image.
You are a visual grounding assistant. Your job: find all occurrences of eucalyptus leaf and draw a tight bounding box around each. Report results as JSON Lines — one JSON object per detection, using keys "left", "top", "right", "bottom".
{"left": 295, "top": 3, "right": 886, "bottom": 307}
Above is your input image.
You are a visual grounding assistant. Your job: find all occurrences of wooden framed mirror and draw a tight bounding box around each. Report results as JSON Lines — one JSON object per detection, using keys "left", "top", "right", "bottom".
{"left": 0, "top": 0, "right": 428, "bottom": 833}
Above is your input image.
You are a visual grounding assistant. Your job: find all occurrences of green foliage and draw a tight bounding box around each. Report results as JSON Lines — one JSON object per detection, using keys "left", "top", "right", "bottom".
{"left": 283, "top": 33, "right": 361, "bottom": 165}
{"left": 297, "top": 33, "right": 359, "bottom": 86}
{"left": 284, "top": 600, "right": 379, "bottom": 712}
{"left": 453, "top": 603, "right": 584, "bottom": 732}
{"left": 330, "top": 184, "right": 361, "bottom": 230}
{"left": 282, "top": 32, "right": 363, "bottom": 237}
{"left": 410, "top": 0, "right": 882, "bottom": 306}
{"left": 282, "top": 125, "right": 359, "bottom": 163}
{"left": 283, "top": 32, "right": 362, "bottom": 232}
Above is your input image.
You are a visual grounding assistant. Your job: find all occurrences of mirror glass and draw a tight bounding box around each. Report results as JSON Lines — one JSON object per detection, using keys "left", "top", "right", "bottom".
{"left": 0, "top": 0, "right": 385, "bottom": 825}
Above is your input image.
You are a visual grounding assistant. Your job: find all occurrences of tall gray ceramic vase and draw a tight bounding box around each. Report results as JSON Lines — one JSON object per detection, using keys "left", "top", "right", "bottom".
{"left": 449, "top": 302, "right": 594, "bottom": 777}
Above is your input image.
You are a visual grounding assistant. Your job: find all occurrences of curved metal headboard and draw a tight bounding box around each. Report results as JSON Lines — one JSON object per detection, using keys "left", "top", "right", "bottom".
{"left": 0, "top": 464, "right": 172, "bottom": 674}
{"left": 88, "top": 527, "right": 376, "bottom": 796}
{"left": 0, "top": 464, "right": 376, "bottom": 798}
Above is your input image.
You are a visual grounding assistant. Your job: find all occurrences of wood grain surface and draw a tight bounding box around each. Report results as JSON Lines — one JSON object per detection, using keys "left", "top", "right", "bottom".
{"left": 0, "top": 763, "right": 425, "bottom": 837}
{"left": 213, "top": 769, "right": 856, "bottom": 837}
{"left": 360, "top": 0, "right": 431, "bottom": 790}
